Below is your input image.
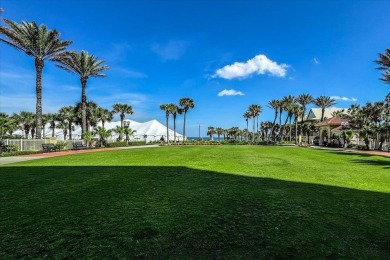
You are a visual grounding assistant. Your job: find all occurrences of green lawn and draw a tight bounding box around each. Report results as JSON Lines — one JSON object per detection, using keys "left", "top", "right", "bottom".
{"left": 0, "top": 146, "right": 389, "bottom": 258}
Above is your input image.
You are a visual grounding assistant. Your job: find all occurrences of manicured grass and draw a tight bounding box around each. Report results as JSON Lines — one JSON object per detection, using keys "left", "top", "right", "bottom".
{"left": 0, "top": 146, "right": 389, "bottom": 258}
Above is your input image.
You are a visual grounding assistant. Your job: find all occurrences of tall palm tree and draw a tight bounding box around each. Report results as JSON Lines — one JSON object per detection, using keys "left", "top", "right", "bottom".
{"left": 169, "top": 104, "right": 182, "bottom": 143}
{"left": 296, "top": 94, "right": 313, "bottom": 137}
{"left": 243, "top": 111, "right": 251, "bottom": 139}
{"left": 58, "top": 106, "right": 76, "bottom": 140}
{"left": 179, "top": 98, "right": 195, "bottom": 142}
{"left": 0, "top": 19, "right": 72, "bottom": 138}
{"left": 160, "top": 103, "right": 172, "bottom": 144}
{"left": 375, "top": 48, "right": 390, "bottom": 84}
{"left": 313, "top": 96, "right": 337, "bottom": 121}
{"left": 281, "top": 95, "right": 295, "bottom": 141}
{"left": 268, "top": 99, "right": 280, "bottom": 141}
{"left": 75, "top": 101, "right": 100, "bottom": 132}
{"left": 291, "top": 104, "right": 303, "bottom": 144}
{"left": 248, "top": 104, "right": 262, "bottom": 141}
{"left": 97, "top": 107, "right": 113, "bottom": 130}
{"left": 54, "top": 50, "right": 108, "bottom": 136}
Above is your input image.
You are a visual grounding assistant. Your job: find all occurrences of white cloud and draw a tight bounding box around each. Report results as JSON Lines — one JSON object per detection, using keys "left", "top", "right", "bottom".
{"left": 151, "top": 40, "right": 188, "bottom": 60}
{"left": 213, "top": 54, "right": 288, "bottom": 80}
{"left": 312, "top": 58, "right": 320, "bottom": 64}
{"left": 217, "top": 89, "right": 244, "bottom": 96}
{"left": 113, "top": 68, "right": 147, "bottom": 78}
{"left": 331, "top": 96, "right": 358, "bottom": 102}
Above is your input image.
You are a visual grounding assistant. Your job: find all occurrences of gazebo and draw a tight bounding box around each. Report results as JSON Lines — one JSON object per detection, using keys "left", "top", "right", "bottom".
{"left": 315, "top": 116, "right": 350, "bottom": 145}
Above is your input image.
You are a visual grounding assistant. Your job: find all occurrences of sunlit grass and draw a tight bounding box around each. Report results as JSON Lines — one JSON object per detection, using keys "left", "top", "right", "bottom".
{"left": 0, "top": 146, "right": 389, "bottom": 258}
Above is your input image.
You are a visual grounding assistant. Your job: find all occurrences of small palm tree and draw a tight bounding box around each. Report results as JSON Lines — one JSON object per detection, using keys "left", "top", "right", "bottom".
{"left": 112, "top": 103, "right": 133, "bottom": 140}
{"left": 113, "top": 126, "right": 126, "bottom": 142}
{"left": 313, "top": 96, "right": 337, "bottom": 121}
{"left": 215, "top": 127, "right": 223, "bottom": 141}
{"left": 94, "top": 126, "right": 112, "bottom": 147}
{"left": 179, "top": 98, "right": 195, "bottom": 142}
{"left": 45, "top": 113, "right": 58, "bottom": 138}
{"left": 58, "top": 106, "right": 76, "bottom": 139}
{"left": 19, "top": 111, "right": 35, "bottom": 139}
{"left": 207, "top": 126, "right": 215, "bottom": 141}
{"left": 97, "top": 107, "right": 113, "bottom": 130}
{"left": 54, "top": 50, "right": 108, "bottom": 136}
{"left": 243, "top": 111, "right": 251, "bottom": 138}
{"left": 0, "top": 19, "right": 72, "bottom": 138}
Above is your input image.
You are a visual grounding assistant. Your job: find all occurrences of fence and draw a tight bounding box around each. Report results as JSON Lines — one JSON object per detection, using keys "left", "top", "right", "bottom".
{"left": 2, "top": 139, "right": 84, "bottom": 151}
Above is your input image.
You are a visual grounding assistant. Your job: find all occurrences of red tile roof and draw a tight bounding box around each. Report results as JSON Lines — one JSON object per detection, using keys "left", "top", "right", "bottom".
{"left": 315, "top": 116, "right": 349, "bottom": 127}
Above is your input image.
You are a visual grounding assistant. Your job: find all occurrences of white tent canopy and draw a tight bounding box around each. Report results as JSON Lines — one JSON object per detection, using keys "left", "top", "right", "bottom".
{"left": 15, "top": 119, "right": 184, "bottom": 142}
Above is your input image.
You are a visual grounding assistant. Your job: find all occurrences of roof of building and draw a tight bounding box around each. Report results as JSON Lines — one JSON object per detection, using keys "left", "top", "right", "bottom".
{"left": 305, "top": 107, "right": 348, "bottom": 121}
{"left": 315, "top": 116, "right": 349, "bottom": 127}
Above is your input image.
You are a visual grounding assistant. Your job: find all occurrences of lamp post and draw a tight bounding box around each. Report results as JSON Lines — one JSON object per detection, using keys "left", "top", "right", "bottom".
{"left": 124, "top": 121, "right": 130, "bottom": 143}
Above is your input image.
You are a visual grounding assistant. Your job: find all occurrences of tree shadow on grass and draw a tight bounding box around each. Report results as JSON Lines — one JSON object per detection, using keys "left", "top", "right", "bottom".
{"left": 0, "top": 166, "right": 389, "bottom": 259}
{"left": 325, "top": 150, "right": 390, "bottom": 169}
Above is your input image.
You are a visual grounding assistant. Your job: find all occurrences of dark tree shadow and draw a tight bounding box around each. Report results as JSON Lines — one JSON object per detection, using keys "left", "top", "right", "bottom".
{"left": 0, "top": 166, "right": 389, "bottom": 259}
{"left": 325, "top": 150, "right": 390, "bottom": 169}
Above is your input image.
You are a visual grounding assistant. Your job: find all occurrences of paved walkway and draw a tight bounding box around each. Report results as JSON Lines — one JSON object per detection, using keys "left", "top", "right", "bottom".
{"left": 0, "top": 145, "right": 160, "bottom": 166}
{"left": 310, "top": 146, "right": 390, "bottom": 157}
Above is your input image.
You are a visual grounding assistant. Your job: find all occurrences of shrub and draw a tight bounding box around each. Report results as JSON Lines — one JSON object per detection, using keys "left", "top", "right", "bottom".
{"left": 56, "top": 141, "right": 69, "bottom": 150}
{"left": 0, "top": 150, "right": 41, "bottom": 157}
{"left": 107, "top": 142, "right": 128, "bottom": 148}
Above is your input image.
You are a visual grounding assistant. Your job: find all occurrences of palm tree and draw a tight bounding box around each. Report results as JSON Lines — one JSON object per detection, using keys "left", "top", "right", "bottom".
{"left": 215, "top": 127, "right": 223, "bottom": 141}
{"left": 113, "top": 126, "right": 126, "bottom": 142}
{"left": 112, "top": 103, "right": 133, "bottom": 141}
{"left": 168, "top": 104, "right": 182, "bottom": 143}
{"left": 313, "top": 96, "right": 337, "bottom": 121}
{"left": 54, "top": 50, "right": 108, "bottom": 136}
{"left": 248, "top": 104, "right": 262, "bottom": 141}
{"left": 160, "top": 104, "right": 172, "bottom": 144}
{"left": 268, "top": 99, "right": 280, "bottom": 141}
{"left": 296, "top": 94, "right": 314, "bottom": 137}
{"left": 58, "top": 106, "right": 76, "bottom": 140}
{"left": 281, "top": 95, "right": 295, "bottom": 141}
{"left": 291, "top": 104, "right": 304, "bottom": 144}
{"left": 57, "top": 121, "right": 69, "bottom": 140}
{"left": 179, "top": 98, "right": 195, "bottom": 142}
{"left": 45, "top": 113, "right": 58, "bottom": 138}
{"left": 97, "top": 107, "right": 113, "bottom": 130}
{"left": 207, "top": 126, "right": 215, "bottom": 141}
{"left": 75, "top": 101, "right": 100, "bottom": 132}
{"left": 0, "top": 19, "right": 72, "bottom": 138}
{"left": 19, "top": 111, "right": 35, "bottom": 139}
{"left": 375, "top": 48, "right": 390, "bottom": 84}
{"left": 243, "top": 111, "right": 251, "bottom": 139}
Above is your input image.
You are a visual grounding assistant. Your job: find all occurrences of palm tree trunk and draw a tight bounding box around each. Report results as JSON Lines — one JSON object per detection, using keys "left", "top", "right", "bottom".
{"left": 173, "top": 114, "right": 177, "bottom": 143}
{"left": 35, "top": 58, "right": 44, "bottom": 139}
{"left": 166, "top": 114, "right": 169, "bottom": 144}
{"left": 81, "top": 77, "right": 87, "bottom": 137}
{"left": 289, "top": 116, "right": 293, "bottom": 141}
{"left": 252, "top": 117, "right": 255, "bottom": 141}
{"left": 271, "top": 111, "right": 278, "bottom": 141}
{"left": 282, "top": 115, "right": 290, "bottom": 141}
{"left": 119, "top": 114, "right": 124, "bottom": 141}
{"left": 295, "top": 119, "right": 298, "bottom": 144}
{"left": 279, "top": 109, "right": 283, "bottom": 141}
{"left": 51, "top": 123, "right": 55, "bottom": 138}
{"left": 321, "top": 108, "right": 325, "bottom": 122}
{"left": 68, "top": 123, "right": 72, "bottom": 140}
{"left": 183, "top": 111, "right": 187, "bottom": 142}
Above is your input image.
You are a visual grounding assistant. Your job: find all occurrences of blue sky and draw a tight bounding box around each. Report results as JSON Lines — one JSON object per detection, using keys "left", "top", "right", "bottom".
{"left": 0, "top": 0, "right": 389, "bottom": 136}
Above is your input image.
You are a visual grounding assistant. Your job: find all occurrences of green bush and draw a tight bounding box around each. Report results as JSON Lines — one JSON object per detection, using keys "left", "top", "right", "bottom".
{"left": 107, "top": 142, "right": 128, "bottom": 147}
{"left": 56, "top": 141, "right": 69, "bottom": 150}
{"left": 0, "top": 150, "right": 42, "bottom": 157}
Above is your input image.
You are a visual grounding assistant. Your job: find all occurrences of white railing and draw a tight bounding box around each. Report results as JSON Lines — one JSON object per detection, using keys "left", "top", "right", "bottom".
{"left": 2, "top": 139, "right": 83, "bottom": 151}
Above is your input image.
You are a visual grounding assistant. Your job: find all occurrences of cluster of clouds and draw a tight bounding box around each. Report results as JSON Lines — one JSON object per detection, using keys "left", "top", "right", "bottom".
{"left": 213, "top": 54, "right": 288, "bottom": 80}
{"left": 151, "top": 40, "right": 188, "bottom": 61}
{"left": 331, "top": 96, "right": 358, "bottom": 102}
